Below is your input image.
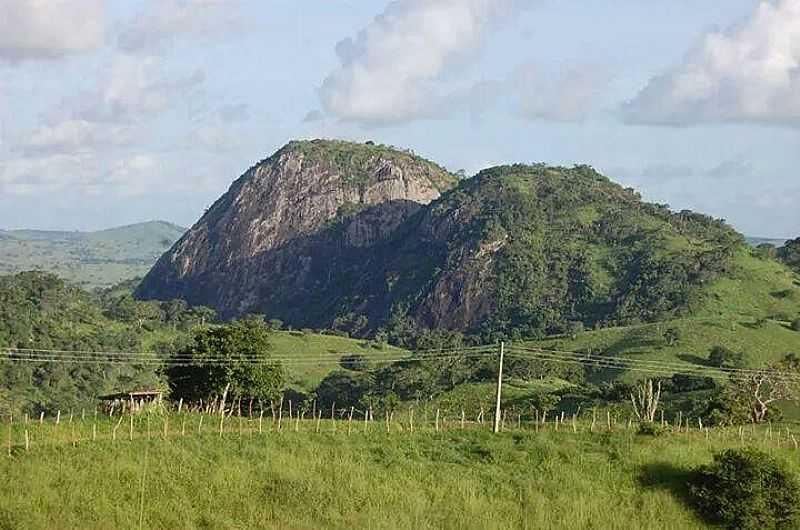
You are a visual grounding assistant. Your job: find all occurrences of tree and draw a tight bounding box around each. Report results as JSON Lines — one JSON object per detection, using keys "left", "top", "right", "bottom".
{"left": 630, "top": 379, "right": 661, "bottom": 423}
{"left": 729, "top": 354, "right": 800, "bottom": 423}
{"left": 708, "top": 346, "right": 745, "bottom": 368}
{"left": 340, "top": 354, "right": 370, "bottom": 372}
{"left": 663, "top": 327, "right": 682, "bottom": 346}
{"left": 166, "top": 319, "right": 284, "bottom": 408}
{"left": 315, "top": 370, "right": 369, "bottom": 410}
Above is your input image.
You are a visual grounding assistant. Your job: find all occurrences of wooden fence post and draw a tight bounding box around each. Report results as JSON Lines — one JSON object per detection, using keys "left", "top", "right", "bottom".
{"left": 348, "top": 407, "right": 354, "bottom": 436}
{"left": 129, "top": 414, "right": 134, "bottom": 441}
{"left": 435, "top": 409, "right": 440, "bottom": 433}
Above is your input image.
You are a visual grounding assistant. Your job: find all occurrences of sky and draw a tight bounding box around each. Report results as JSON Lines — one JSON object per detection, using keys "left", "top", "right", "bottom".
{"left": 0, "top": 0, "right": 798, "bottom": 237}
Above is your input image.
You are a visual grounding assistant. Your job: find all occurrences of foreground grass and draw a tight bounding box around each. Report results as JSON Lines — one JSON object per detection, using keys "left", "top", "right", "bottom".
{"left": 2, "top": 418, "right": 799, "bottom": 530}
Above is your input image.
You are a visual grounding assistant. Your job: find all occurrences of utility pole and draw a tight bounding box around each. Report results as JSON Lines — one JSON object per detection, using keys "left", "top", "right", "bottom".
{"left": 493, "top": 341, "right": 505, "bottom": 434}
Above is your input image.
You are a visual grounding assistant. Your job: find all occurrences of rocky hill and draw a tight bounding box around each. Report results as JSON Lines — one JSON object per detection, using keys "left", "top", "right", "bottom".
{"left": 135, "top": 140, "right": 457, "bottom": 316}
{"left": 136, "top": 140, "right": 796, "bottom": 341}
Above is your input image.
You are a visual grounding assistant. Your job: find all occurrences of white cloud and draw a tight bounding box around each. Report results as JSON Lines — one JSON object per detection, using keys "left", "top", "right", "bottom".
{"left": 47, "top": 55, "right": 206, "bottom": 124}
{"left": 117, "top": 0, "right": 241, "bottom": 53}
{"left": 0, "top": 151, "right": 167, "bottom": 198}
{"left": 623, "top": 0, "right": 800, "bottom": 126}
{"left": 319, "top": 0, "right": 535, "bottom": 126}
{"left": 0, "top": 153, "right": 97, "bottom": 195}
{"left": 185, "top": 125, "right": 236, "bottom": 152}
{"left": 0, "top": 0, "right": 105, "bottom": 61}
{"left": 19, "top": 120, "right": 136, "bottom": 155}
{"left": 516, "top": 64, "right": 610, "bottom": 122}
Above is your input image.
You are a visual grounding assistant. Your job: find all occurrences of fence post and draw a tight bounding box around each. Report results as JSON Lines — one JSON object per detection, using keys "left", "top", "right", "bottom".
{"left": 6, "top": 416, "right": 11, "bottom": 457}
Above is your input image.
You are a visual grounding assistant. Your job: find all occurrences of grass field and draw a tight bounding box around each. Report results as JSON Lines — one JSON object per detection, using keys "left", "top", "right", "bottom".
{"left": 2, "top": 412, "right": 799, "bottom": 530}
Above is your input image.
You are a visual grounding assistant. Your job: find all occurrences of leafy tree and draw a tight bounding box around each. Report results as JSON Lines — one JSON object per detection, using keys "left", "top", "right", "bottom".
{"left": 778, "top": 238, "right": 800, "bottom": 273}
{"left": 315, "top": 370, "right": 370, "bottom": 411}
{"left": 166, "top": 319, "right": 284, "bottom": 407}
{"left": 708, "top": 346, "right": 745, "bottom": 368}
{"left": 340, "top": 354, "right": 370, "bottom": 372}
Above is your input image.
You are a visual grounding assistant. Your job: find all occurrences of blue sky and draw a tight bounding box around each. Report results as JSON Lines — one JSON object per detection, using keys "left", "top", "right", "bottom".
{"left": 0, "top": 0, "right": 798, "bottom": 237}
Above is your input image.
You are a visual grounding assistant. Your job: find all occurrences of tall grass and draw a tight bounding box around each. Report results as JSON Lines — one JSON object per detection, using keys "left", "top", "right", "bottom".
{"left": 1, "top": 413, "right": 798, "bottom": 529}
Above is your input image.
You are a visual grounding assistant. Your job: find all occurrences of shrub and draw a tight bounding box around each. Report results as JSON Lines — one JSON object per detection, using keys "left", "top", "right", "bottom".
{"left": 687, "top": 448, "right": 800, "bottom": 530}
{"left": 791, "top": 319, "right": 800, "bottom": 332}
{"left": 636, "top": 422, "right": 666, "bottom": 437}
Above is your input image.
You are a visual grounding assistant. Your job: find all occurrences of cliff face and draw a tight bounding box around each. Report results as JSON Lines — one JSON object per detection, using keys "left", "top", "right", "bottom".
{"left": 134, "top": 140, "right": 456, "bottom": 317}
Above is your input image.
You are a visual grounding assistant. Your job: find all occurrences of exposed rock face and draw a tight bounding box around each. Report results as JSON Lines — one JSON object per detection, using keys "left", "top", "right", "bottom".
{"left": 135, "top": 140, "right": 456, "bottom": 317}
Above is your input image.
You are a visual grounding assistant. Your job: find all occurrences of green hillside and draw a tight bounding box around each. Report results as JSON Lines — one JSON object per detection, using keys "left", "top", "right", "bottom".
{"left": 0, "top": 271, "right": 397, "bottom": 416}
{"left": 0, "top": 221, "right": 186, "bottom": 289}
{"left": 523, "top": 248, "right": 800, "bottom": 383}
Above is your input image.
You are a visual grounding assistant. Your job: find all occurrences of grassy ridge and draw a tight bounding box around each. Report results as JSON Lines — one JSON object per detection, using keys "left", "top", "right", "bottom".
{"left": 2, "top": 416, "right": 799, "bottom": 530}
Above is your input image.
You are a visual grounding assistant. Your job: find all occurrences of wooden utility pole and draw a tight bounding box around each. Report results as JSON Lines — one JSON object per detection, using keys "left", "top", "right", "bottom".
{"left": 493, "top": 342, "right": 505, "bottom": 434}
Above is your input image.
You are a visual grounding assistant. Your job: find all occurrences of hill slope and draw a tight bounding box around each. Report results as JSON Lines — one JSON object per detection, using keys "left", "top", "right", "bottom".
{"left": 0, "top": 221, "right": 185, "bottom": 288}
{"left": 139, "top": 149, "right": 766, "bottom": 342}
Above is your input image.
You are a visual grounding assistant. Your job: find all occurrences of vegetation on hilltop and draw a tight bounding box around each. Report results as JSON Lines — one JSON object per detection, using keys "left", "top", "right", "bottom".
{"left": 279, "top": 139, "right": 457, "bottom": 191}
{"left": 778, "top": 237, "right": 800, "bottom": 273}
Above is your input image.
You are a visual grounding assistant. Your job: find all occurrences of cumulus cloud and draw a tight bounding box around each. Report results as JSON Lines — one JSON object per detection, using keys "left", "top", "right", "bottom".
{"left": 515, "top": 64, "right": 610, "bottom": 122}
{"left": 117, "top": 0, "right": 241, "bottom": 53}
{"left": 319, "top": 0, "right": 535, "bottom": 126}
{"left": 0, "top": 151, "right": 167, "bottom": 197}
{"left": 0, "top": 0, "right": 105, "bottom": 61}
{"left": 19, "top": 120, "right": 136, "bottom": 155}
{"left": 44, "top": 55, "right": 206, "bottom": 125}
{"left": 623, "top": 0, "right": 800, "bottom": 126}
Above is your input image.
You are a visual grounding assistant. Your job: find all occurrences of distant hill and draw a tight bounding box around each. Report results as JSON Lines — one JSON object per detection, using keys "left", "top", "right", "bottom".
{"left": 0, "top": 221, "right": 186, "bottom": 289}
{"left": 746, "top": 236, "right": 789, "bottom": 247}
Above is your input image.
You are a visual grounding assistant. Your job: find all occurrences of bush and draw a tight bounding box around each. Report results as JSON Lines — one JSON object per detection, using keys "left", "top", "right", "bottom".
{"left": 688, "top": 448, "right": 800, "bottom": 530}
{"left": 636, "top": 422, "right": 666, "bottom": 437}
{"left": 791, "top": 319, "right": 800, "bottom": 332}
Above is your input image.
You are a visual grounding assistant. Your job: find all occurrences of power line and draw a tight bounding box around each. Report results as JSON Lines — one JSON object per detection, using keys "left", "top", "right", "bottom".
{"left": 507, "top": 349, "right": 800, "bottom": 383}
{"left": 510, "top": 345, "right": 800, "bottom": 380}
